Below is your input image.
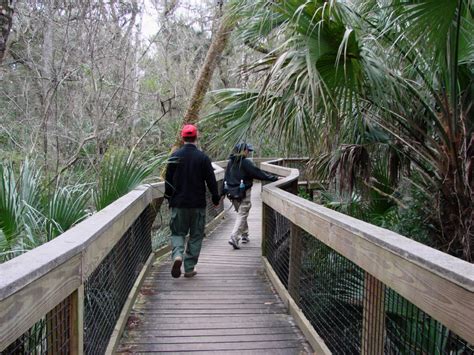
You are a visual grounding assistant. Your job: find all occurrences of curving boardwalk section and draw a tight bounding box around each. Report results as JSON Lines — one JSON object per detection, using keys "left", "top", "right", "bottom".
{"left": 116, "top": 183, "right": 312, "bottom": 354}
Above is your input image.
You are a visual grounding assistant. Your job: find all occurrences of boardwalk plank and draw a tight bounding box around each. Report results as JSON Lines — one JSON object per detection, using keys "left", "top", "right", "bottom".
{"left": 166, "top": 350, "right": 302, "bottom": 355}
{"left": 127, "top": 320, "right": 296, "bottom": 330}
{"left": 122, "top": 327, "right": 297, "bottom": 338}
{"left": 117, "top": 340, "right": 304, "bottom": 352}
{"left": 120, "top": 333, "right": 301, "bottom": 345}
{"left": 133, "top": 316, "right": 297, "bottom": 324}
{"left": 138, "top": 304, "right": 285, "bottom": 310}
{"left": 116, "top": 183, "right": 311, "bottom": 354}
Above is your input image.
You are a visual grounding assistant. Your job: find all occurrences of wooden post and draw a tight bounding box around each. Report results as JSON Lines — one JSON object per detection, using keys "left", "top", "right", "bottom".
{"left": 69, "top": 285, "right": 84, "bottom": 355}
{"left": 46, "top": 305, "right": 59, "bottom": 353}
{"left": 289, "top": 179, "right": 298, "bottom": 195}
{"left": 261, "top": 202, "right": 269, "bottom": 257}
{"left": 288, "top": 223, "right": 302, "bottom": 305}
{"left": 361, "top": 272, "right": 385, "bottom": 355}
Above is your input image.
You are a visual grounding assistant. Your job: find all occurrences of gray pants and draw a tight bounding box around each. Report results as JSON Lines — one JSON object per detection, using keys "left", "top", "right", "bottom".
{"left": 230, "top": 189, "right": 252, "bottom": 239}
{"left": 170, "top": 207, "right": 206, "bottom": 273}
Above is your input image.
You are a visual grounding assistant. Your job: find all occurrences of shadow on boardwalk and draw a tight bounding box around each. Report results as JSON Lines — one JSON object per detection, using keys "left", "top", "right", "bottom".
{"left": 117, "top": 183, "right": 312, "bottom": 354}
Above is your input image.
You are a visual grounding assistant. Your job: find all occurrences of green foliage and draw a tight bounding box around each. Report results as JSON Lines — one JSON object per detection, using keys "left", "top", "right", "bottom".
{"left": 94, "top": 152, "right": 165, "bottom": 211}
{"left": 384, "top": 288, "right": 453, "bottom": 354}
{"left": 297, "top": 187, "right": 311, "bottom": 201}
{"left": 141, "top": 75, "right": 161, "bottom": 92}
{"left": 0, "top": 164, "right": 23, "bottom": 250}
{"left": 206, "top": 0, "right": 473, "bottom": 260}
{"left": 45, "top": 186, "right": 91, "bottom": 241}
{"left": 1, "top": 151, "right": 166, "bottom": 262}
{"left": 0, "top": 161, "right": 88, "bottom": 261}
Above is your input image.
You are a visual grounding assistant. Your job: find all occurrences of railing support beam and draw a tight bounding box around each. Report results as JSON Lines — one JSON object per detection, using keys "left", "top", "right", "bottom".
{"left": 361, "top": 272, "right": 385, "bottom": 355}
{"left": 262, "top": 202, "right": 270, "bottom": 257}
{"left": 70, "top": 285, "right": 84, "bottom": 355}
{"left": 288, "top": 223, "right": 302, "bottom": 305}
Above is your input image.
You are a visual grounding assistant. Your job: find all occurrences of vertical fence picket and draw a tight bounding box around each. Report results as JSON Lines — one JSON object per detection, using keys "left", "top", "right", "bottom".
{"left": 288, "top": 223, "right": 302, "bottom": 306}
{"left": 362, "top": 272, "right": 386, "bottom": 354}
{"left": 69, "top": 285, "right": 84, "bottom": 355}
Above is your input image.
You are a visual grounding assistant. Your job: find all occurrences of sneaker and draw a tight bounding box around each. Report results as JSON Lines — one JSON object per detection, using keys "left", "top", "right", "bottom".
{"left": 228, "top": 236, "right": 240, "bottom": 249}
{"left": 184, "top": 270, "right": 197, "bottom": 278}
{"left": 171, "top": 256, "right": 182, "bottom": 278}
{"left": 241, "top": 235, "right": 250, "bottom": 243}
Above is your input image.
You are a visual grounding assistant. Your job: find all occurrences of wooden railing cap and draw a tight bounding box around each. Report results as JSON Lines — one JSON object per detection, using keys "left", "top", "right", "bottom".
{"left": 260, "top": 160, "right": 474, "bottom": 292}
{"left": 0, "top": 184, "right": 164, "bottom": 301}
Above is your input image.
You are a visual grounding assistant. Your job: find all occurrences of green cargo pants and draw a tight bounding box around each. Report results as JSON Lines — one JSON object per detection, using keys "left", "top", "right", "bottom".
{"left": 170, "top": 207, "right": 206, "bottom": 273}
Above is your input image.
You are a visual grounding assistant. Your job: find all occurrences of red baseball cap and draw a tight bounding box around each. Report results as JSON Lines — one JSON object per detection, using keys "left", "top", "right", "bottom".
{"left": 181, "top": 124, "right": 198, "bottom": 138}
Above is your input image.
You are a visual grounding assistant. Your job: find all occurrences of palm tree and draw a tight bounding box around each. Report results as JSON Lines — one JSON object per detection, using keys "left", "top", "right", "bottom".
{"left": 204, "top": 0, "right": 473, "bottom": 261}
{"left": 173, "top": 4, "right": 234, "bottom": 148}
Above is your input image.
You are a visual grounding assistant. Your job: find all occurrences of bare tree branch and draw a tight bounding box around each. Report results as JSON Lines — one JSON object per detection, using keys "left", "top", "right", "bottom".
{"left": 47, "top": 135, "right": 96, "bottom": 186}
{"left": 128, "top": 109, "right": 170, "bottom": 161}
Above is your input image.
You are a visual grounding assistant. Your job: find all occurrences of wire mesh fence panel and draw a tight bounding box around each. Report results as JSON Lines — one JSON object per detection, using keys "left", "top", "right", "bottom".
{"left": 293, "top": 231, "right": 474, "bottom": 355}
{"left": 262, "top": 164, "right": 296, "bottom": 288}
{"left": 2, "top": 297, "right": 72, "bottom": 355}
{"left": 205, "top": 182, "right": 224, "bottom": 223}
{"left": 298, "top": 231, "right": 363, "bottom": 354}
{"left": 83, "top": 204, "right": 156, "bottom": 355}
{"left": 262, "top": 159, "right": 473, "bottom": 354}
{"left": 264, "top": 208, "right": 290, "bottom": 288}
{"left": 152, "top": 201, "right": 170, "bottom": 250}
{"left": 383, "top": 286, "right": 474, "bottom": 354}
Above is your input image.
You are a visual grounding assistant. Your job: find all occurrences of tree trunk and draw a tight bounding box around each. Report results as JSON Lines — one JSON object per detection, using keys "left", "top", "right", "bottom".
{"left": 0, "top": 0, "right": 15, "bottom": 64}
{"left": 41, "top": 5, "right": 54, "bottom": 171}
{"left": 173, "top": 14, "right": 233, "bottom": 146}
{"left": 437, "top": 139, "right": 474, "bottom": 262}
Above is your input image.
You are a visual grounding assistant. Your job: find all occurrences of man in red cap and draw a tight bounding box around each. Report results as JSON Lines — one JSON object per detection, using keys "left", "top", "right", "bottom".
{"left": 164, "top": 124, "right": 220, "bottom": 278}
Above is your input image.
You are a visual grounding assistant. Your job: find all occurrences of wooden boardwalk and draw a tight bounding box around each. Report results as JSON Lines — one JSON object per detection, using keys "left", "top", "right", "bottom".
{"left": 117, "top": 183, "right": 312, "bottom": 354}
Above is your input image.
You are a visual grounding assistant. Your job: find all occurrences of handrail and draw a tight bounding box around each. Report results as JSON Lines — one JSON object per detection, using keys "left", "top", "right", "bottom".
{"left": 0, "top": 184, "right": 163, "bottom": 353}
{"left": 260, "top": 159, "right": 474, "bottom": 352}
{"left": 3, "top": 158, "right": 472, "bottom": 353}
{"left": 0, "top": 164, "right": 225, "bottom": 353}
{"left": 0, "top": 185, "right": 162, "bottom": 300}
{"left": 261, "top": 160, "right": 474, "bottom": 290}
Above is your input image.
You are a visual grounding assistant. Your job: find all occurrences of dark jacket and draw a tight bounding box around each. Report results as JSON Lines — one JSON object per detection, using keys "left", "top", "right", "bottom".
{"left": 223, "top": 155, "right": 278, "bottom": 193}
{"left": 165, "top": 144, "right": 219, "bottom": 208}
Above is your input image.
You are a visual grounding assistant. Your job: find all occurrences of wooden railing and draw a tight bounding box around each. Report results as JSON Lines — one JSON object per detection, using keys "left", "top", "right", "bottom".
{"left": 260, "top": 159, "right": 474, "bottom": 354}
{"left": 2, "top": 157, "right": 472, "bottom": 354}
{"left": 0, "top": 164, "right": 225, "bottom": 355}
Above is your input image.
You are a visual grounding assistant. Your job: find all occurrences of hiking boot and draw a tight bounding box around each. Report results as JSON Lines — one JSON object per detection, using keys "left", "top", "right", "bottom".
{"left": 228, "top": 236, "right": 240, "bottom": 249}
{"left": 171, "top": 256, "right": 182, "bottom": 278}
{"left": 184, "top": 270, "right": 197, "bottom": 278}
{"left": 241, "top": 235, "right": 250, "bottom": 243}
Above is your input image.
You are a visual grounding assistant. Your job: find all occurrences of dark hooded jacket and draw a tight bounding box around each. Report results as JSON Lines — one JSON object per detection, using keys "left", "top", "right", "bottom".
{"left": 165, "top": 144, "right": 219, "bottom": 208}
{"left": 223, "top": 154, "right": 278, "bottom": 194}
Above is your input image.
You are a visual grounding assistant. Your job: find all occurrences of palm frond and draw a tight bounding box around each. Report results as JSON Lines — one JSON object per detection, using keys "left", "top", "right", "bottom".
{"left": 0, "top": 164, "right": 21, "bottom": 241}
{"left": 46, "top": 185, "right": 90, "bottom": 240}
{"left": 94, "top": 152, "right": 165, "bottom": 210}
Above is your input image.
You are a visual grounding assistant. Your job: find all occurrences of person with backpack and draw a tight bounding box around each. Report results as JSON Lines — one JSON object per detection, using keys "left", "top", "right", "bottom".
{"left": 164, "top": 124, "right": 220, "bottom": 278}
{"left": 224, "top": 143, "right": 278, "bottom": 249}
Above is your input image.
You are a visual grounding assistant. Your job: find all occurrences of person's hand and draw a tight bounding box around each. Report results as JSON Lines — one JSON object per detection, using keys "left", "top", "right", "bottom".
{"left": 212, "top": 195, "right": 220, "bottom": 206}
